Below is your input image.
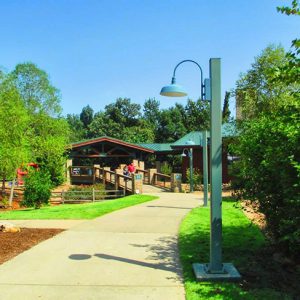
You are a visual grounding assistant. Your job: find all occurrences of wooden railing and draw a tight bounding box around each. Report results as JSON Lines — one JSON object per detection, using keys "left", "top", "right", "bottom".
{"left": 94, "top": 167, "right": 133, "bottom": 193}
{"left": 136, "top": 168, "right": 149, "bottom": 184}
{"left": 153, "top": 172, "right": 171, "bottom": 190}
{"left": 50, "top": 189, "right": 125, "bottom": 204}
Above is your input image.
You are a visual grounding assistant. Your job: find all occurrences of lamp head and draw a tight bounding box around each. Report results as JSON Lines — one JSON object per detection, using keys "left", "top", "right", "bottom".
{"left": 185, "top": 139, "right": 195, "bottom": 146}
{"left": 160, "top": 77, "right": 187, "bottom": 97}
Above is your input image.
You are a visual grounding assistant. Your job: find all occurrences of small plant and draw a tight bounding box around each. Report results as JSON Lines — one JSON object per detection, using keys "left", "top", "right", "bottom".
{"left": 22, "top": 169, "right": 52, "bottom": 209}
{"left": 0, "top": 196, "right": 9, "bottom": 208}
{"left": 161, "top": 163, "right": 172, "bottom": 176}
{"left": 186, "top": 168, "right": 202, "bottom": 190}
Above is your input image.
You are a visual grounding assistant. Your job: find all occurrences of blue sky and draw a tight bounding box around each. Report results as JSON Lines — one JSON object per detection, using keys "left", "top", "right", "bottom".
{"left": 1, "top": 0, "right": 299, "bottom": 116}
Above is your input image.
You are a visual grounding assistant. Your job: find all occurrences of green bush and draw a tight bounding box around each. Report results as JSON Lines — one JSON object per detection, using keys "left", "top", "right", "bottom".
{"left": 160, "top": 162, "right": 172, "bottom": 176}
{"left": 22, "top": 169, "right": 52, "bottom": 209}
{"left": 186, "top": 168, "right": 202, "bottom": 190}
{"left": 231, "top": 105, "right": 300, "bottom": 258}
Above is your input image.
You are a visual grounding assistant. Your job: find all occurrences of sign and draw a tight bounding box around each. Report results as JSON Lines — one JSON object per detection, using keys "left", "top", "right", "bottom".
{"left": 135, "top": 174, "right": 142, "bottom": 180}
{"left": 175, "top": 174, "right": 182, "bottom": 180}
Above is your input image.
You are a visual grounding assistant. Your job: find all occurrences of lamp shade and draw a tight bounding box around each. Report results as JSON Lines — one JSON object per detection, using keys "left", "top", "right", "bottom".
{"left": 160, "top": 84, "right": 187, "bottom": 97}
{"left": 186, "top": 140, "right": 195, "bottom": 146}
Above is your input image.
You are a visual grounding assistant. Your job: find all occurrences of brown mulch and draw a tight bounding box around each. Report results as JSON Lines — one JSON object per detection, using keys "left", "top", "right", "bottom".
{"left": 0, "top": 228, "right": 64, "bottom": 265}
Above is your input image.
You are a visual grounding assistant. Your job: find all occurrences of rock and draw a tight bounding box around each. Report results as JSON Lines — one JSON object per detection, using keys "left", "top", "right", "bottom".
{"left": 0, "top": 222, "right": 21, "bottom": 233}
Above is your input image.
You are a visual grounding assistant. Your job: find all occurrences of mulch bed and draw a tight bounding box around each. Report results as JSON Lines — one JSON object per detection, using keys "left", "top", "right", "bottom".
{"left": 0, "top": 228, "right": 64, "bottom": 265}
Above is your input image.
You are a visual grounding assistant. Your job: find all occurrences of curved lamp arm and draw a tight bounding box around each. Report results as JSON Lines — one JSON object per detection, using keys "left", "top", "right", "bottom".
{"left": 172, "top": 60, "right": 204, "bottom": 100}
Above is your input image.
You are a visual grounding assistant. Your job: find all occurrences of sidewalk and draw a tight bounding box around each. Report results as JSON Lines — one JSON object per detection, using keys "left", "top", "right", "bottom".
{"left": 0, "top": 193, "right": 201, "bottom": 300}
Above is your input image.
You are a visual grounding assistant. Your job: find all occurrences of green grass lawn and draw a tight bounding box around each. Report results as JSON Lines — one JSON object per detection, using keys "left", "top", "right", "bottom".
{"left": 179, "top": 198, "right": 298, "bottom": 300}
{"left": 0, "top": 195, "right": 158, "bottom": 220}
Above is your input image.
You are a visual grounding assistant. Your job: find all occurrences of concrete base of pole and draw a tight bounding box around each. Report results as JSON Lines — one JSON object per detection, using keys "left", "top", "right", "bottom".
{"left": 192, "top": 263, "right": 241, "bottom": 281}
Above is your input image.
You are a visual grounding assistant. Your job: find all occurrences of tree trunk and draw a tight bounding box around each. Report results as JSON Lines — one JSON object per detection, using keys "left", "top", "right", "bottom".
{"left": 2, "top": 177, "right": 6, "bottom": 195}
{"left": 9, "top": 178, "right": 16, "bottom": 207}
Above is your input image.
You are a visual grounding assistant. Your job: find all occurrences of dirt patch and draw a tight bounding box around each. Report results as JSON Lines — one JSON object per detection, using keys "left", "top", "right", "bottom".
{"left": 241, "top": 200, "right": 266, "bottom": 230}
{"left": 0, "top": 228, "right": 64, "bottom": 265}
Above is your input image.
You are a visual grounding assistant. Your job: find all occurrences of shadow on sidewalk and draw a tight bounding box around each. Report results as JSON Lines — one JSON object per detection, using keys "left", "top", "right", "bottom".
{"left": 69, "top": 235, "right": 183, "bottom": 282}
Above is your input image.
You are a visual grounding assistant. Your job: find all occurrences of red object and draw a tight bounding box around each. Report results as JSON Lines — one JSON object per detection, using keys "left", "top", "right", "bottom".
{"left": 16, "top": 163, "right": 39, "bottom": 185}
{"left": 127, "top": 163, "right": 135, "bottom": 174}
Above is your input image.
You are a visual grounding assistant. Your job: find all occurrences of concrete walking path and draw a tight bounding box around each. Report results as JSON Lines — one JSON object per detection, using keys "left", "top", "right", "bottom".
{"left": 0, "top": 193, "right": 201, "bottom": 300}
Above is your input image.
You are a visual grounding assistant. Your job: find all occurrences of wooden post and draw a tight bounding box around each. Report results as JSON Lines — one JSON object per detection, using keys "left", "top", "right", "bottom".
{"left": 148, "top": 169, "right": 157, "bottom": 185}
{"left": 92, "top": 188, "right": 95, "bottom": 202}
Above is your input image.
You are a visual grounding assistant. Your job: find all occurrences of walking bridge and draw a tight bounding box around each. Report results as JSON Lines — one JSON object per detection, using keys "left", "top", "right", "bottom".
{"left": 69, "top": 166, "right": 171, "bottom": 194}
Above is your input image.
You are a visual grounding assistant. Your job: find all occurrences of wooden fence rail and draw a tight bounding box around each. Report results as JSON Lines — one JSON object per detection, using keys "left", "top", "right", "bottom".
{"left": 50, "top": 189, "right": 125, "bottom": 204}
{"left": 153, "top": 172, "right": 171, "bottom": 190}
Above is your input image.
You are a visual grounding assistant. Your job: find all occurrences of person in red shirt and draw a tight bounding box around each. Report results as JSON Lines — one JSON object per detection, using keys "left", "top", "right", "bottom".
{"left": 127, "top": 162, "right": 136, "bottom": 175}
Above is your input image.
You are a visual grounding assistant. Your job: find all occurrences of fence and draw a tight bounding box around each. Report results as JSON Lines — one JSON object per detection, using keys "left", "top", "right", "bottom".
{"left": 153, "top": 172, "right": 171, "bottom": 190}
{"left": 50, "top": 189, "right": 125, "bottom": 204}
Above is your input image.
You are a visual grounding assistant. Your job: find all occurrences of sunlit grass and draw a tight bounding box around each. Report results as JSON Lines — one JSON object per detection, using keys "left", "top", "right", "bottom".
{"left": 0, "top": 195, "right": 158, "bottom": 220}
{"left": 179, "top": 198, "right": 290, "bottom": 299}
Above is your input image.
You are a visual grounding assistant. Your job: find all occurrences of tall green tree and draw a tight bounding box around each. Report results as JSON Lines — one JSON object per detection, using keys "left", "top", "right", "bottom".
{"left": 232, "top": 10, "right": 300, "bottom": 257}
{"left": 80, "top": 105, "right": 94, "bottom": 130}
{"left": 66, "top": 114, "right": 85, "bottom": 142}
{"left": 184, "top": 99, "right": 210, "bottom": 131}
{"left": 11, "top": 62, "right": 62, "bottom": 116}
{"left": 156, "top": 105, "right": 187, "bottom": 142}
{"left": 11, "top": 63, "right": 69, "bottom": 185}
{"left": 235, "top": 45, "right": 291, "bottom": 120}
{"left": 143, "top": 98, "right": 160, "bottom": 128}
{"left": 0, "top": 77, "right": 29, "bottom": 196}
{"left": 222, "top": 91, "right": 231, "bottom": 123}
{"left": 104, "top": 98, "right": 141, "bottom": 128}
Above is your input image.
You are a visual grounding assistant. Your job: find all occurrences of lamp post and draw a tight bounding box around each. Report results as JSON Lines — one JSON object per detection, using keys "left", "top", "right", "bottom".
{"left": 160, "top": 58, "right": 240, "bottom": 281}
{"left": 161, "top": 60, "right": 209, "bottom": 205}
{"left": 181, "top": 139, "right": 195, "bottom": 192}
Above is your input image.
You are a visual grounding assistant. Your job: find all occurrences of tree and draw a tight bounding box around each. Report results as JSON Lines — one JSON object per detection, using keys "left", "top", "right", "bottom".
{"left": 66, "top": 114, "right": 85, "bottom": 142}
{"left": 232, "top": 16, "right": 300, "bottom": 257}
{"left": 80, "top": 105, "right": 94, "bottom": 130}
{"left": 10, "top": 63, "right": 70, "bottom": 186}
{"left": 222, "top": 91, "right": 231, "bottom": 123}
{"left": 30, "top": 113, "right": 70, "bottom": 185}
{"left": 22, "top": 168, "right": 52, "bottom": 209}
{"left": 277, "top": 0, "right": 300, "bottom": 15}
{"left": 156, "top": 105, "right": 187, "bottom": 142}
{"left": 231, "top": 106, "right": 300, "bottom": 257}
{"left": 104, "top": 98, "right": 141, "bottom": 128}
{"left": 11, "top": 62, "right": 62, "bottom": 116}
{"left": 143, "top": 98, "right": 160, "bottom": 129}
{"left": 184, "top": 99, "right": 210, "bottom": 131}
{"left": 235, "top": 45, "right": 291, "bottom": 120}
{"left": 0, "top": 77, "right": 30, "bottom": 197}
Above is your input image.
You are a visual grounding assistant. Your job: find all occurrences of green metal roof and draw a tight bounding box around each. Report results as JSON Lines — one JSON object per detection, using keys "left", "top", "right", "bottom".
{"left": 71, "top": 123, "right": 237, "bottom": 153}
{"left": 172, "top": 123, "right": 237, "bottom": 147}
{"left": 172, "top": 131, "right": 203, "bottom": 146}
{"left": 138, "top": 143, "right": 173, "bottom": 152}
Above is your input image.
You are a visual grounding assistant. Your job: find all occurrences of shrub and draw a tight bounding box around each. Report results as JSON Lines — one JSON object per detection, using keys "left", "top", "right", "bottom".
{"left": 186, "top": 168, "right": 202, "bottom": 190}
{"left": 231, "top": 105, "right": 300, "bottom": 258}
{"left": 161, "top": 163, "right": 172, "bottom": 176}
{"left": 22, "top": 169, "right": 52, "bottom": 209}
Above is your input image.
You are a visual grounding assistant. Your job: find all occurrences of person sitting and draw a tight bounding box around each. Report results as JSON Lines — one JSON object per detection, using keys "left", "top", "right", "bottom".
{"left": 127, "top": 162, "right": 136, "bottom": 175}
{"left": 123, "top": 165, "right": 129, "bottom": 176}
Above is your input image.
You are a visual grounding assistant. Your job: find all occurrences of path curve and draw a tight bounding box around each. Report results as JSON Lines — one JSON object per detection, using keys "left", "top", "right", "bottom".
{"left": 0, "top": 193, "right": 201, "bottom": 300}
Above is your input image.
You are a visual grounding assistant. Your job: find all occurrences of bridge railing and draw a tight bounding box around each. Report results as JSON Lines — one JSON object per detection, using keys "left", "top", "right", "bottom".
{"left": 136, "top": 168, "right": 149, "bottom": 184}
{"left": 153, "top": 172, "right": 171, "bottom": 190}
{"left": 94, "top": 166, "right": 133, "bottom": 194}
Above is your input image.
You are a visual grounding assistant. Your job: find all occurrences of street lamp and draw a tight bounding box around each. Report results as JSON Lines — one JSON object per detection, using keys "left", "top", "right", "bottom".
{"left": 181, "top": 139, "right": 195, "bottom": 192}
{"left": 160, "top": 58, "right": 240, "bottom": 281}
{"left": 161, "top": 60, "right": 209, "bottom": 205}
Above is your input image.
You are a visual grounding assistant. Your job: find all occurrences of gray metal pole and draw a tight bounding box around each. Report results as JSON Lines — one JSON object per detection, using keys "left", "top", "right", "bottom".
{"left": 202, "top": 130, "right": 208, "bottom": 206}
{"left": 209, "top": 58, "right": 223, "bottom": 273}
{"left": 190, "top": 148, "right": 193, "bottom": 192}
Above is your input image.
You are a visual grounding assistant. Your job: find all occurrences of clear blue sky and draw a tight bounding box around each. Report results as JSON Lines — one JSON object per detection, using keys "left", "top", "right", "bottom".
{"left": 1, "top": 0, "right": 299, "bottom": 116}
